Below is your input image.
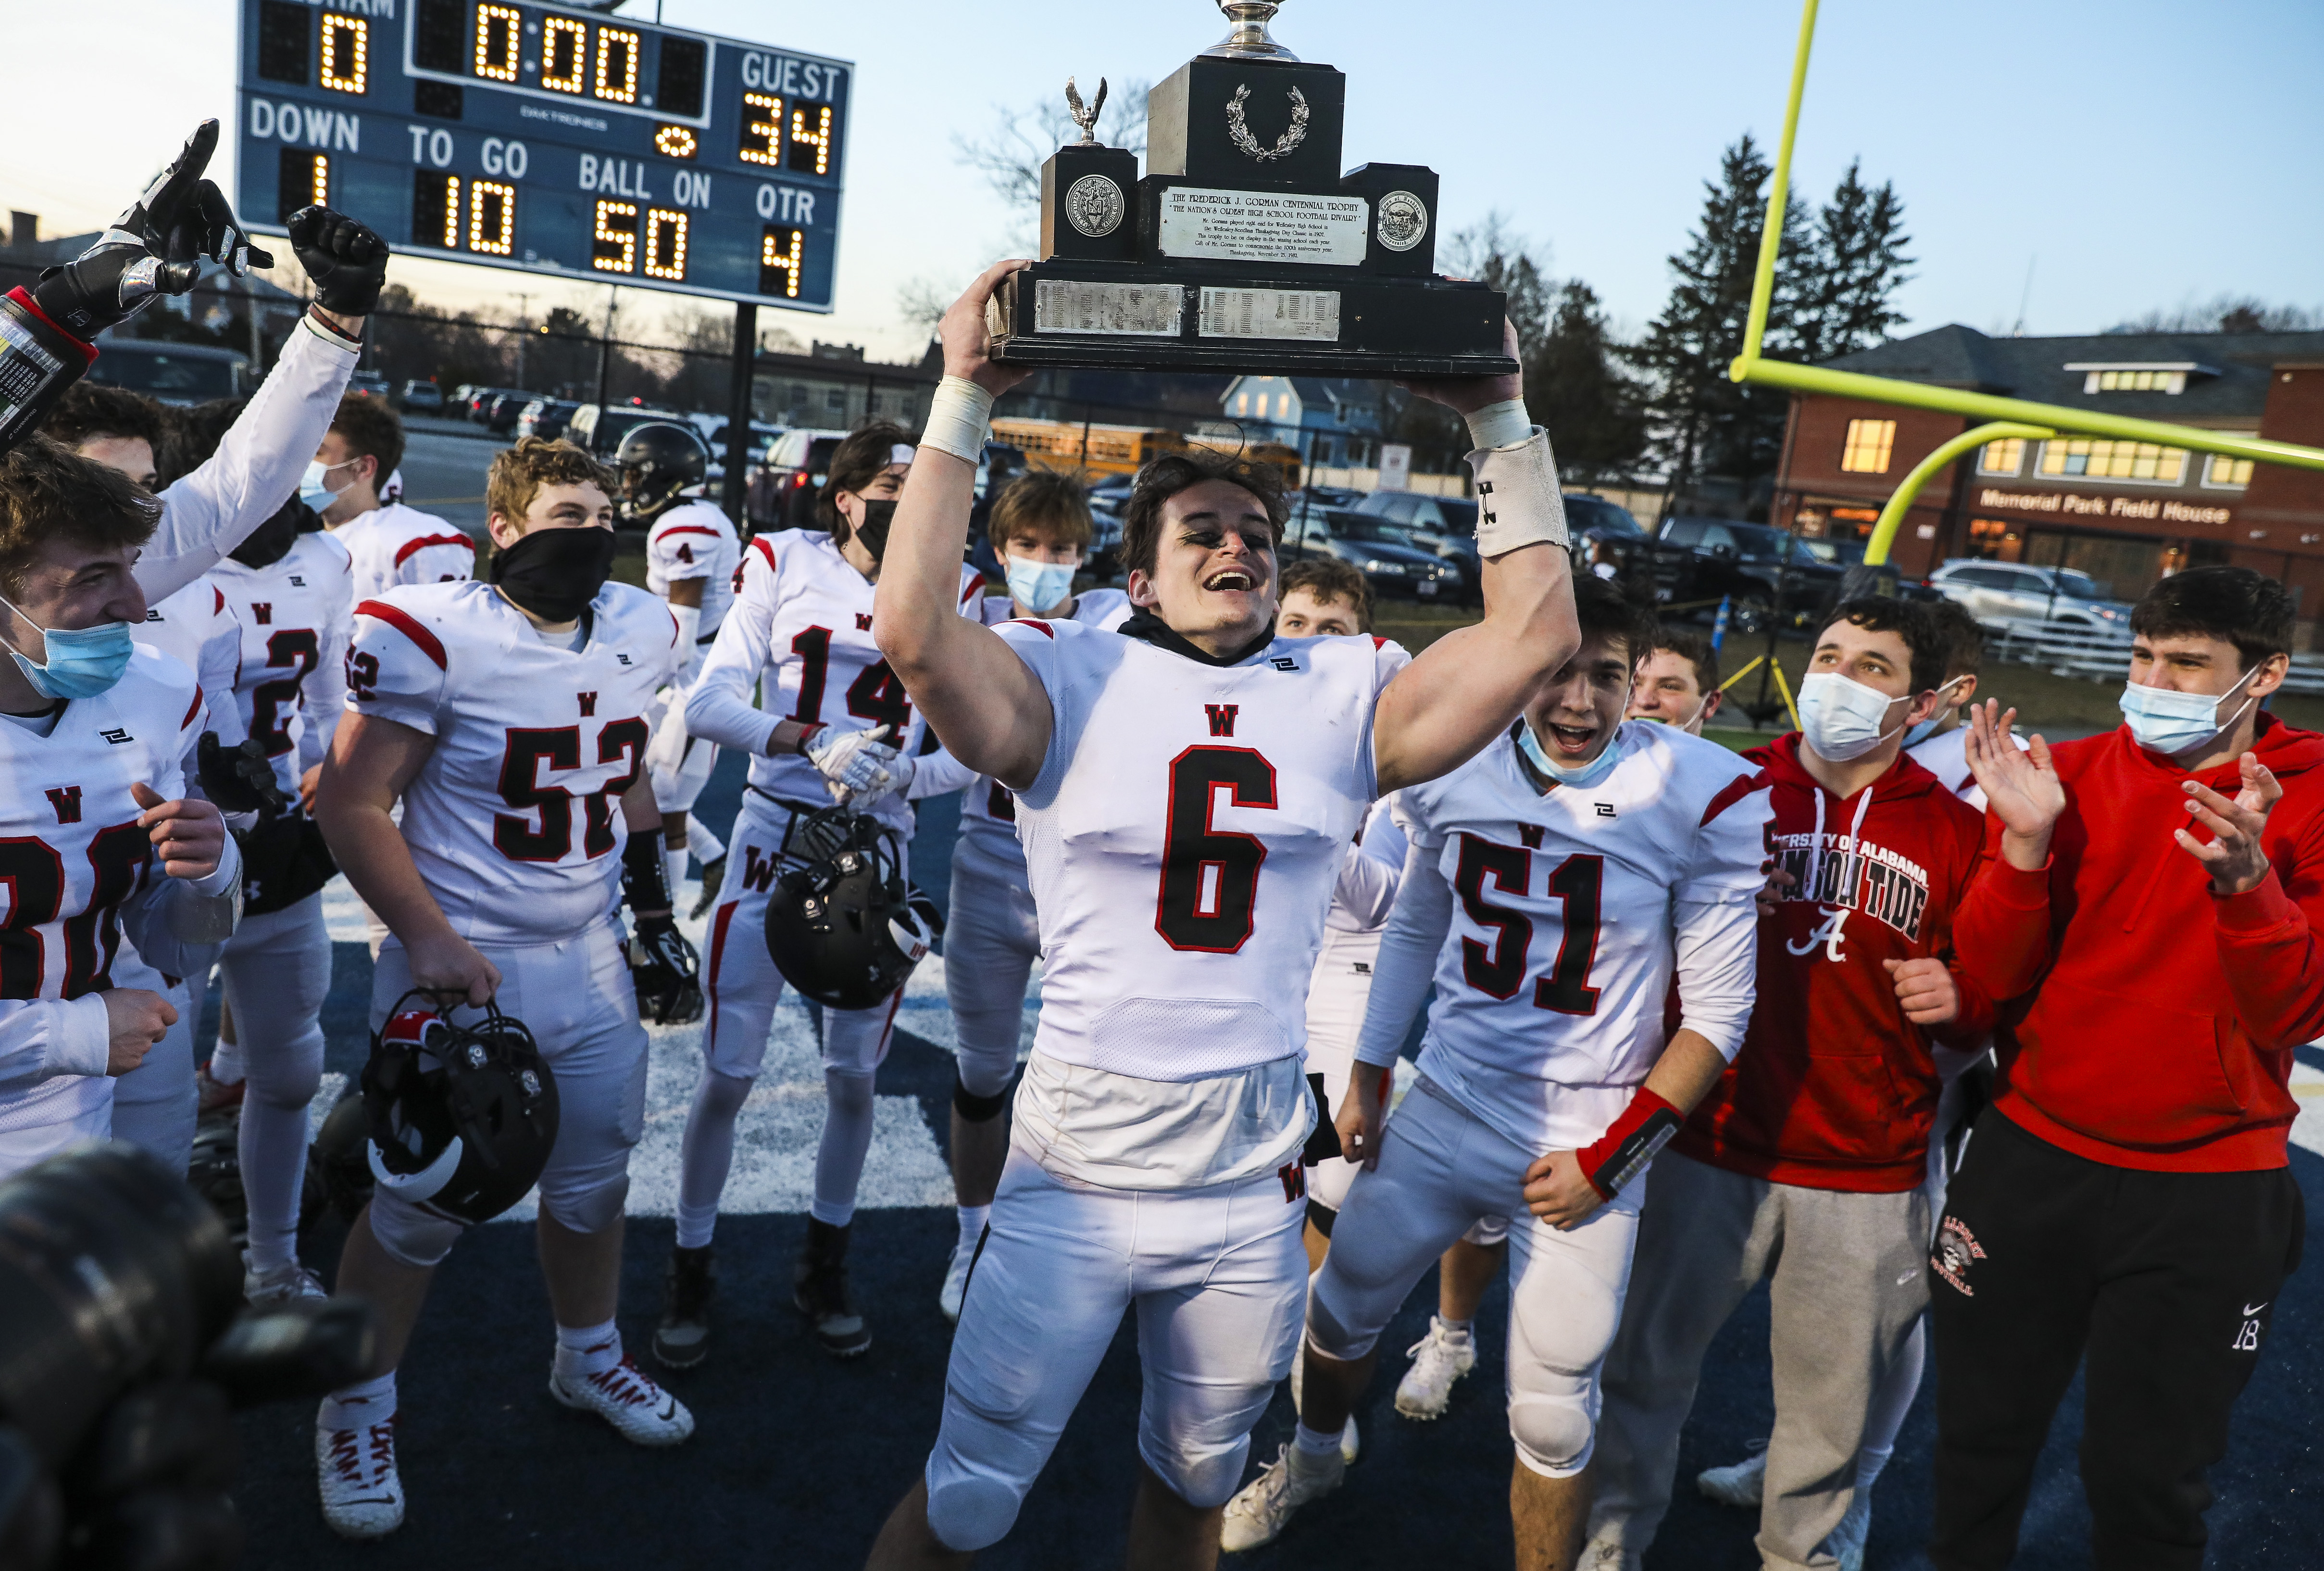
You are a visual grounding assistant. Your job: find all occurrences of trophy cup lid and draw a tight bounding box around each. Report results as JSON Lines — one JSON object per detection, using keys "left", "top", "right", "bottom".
{"left": 1200, "top": 0, "right": 1300, "bottom": 62}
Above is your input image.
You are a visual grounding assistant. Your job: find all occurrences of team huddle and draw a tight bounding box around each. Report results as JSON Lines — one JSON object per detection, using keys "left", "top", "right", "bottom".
{"left": 2, "top": 215, "right": 2315, "bottom": 1571}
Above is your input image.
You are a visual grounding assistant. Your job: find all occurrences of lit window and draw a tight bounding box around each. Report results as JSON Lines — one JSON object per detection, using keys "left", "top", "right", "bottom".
{"left": 1977, "top": 438, "right": 2024, "bottom": 476}
{"left": 1277, "top": 392, "right": 1291, "bottom": 419}
{"left": 468, "top": 181, "right": 515, "bottom": 254}
{"left": 540, "top": 17, "right": 587, "bottom": 93}
{"left": 1840, "top": 418, "right": 1896, "bottom": 474}
{"left": 2204, "top": 453, "right": 2256, "bottom": 489}
{"left": 1234, "top": 393, "right": 1247, "bottom": 415}
{"left": 595, "top": 27, "right": 640, "bottom": 103}
{"left": 319, "top": 14, "right": 367, "bottom": 94}
{"left": 473, "top": 4, "right": 520, "bottom": 82}
{"left": 2086, "top": 368, "right": 2187, "bottom": 394}
{"left": 2038, "top": 439, "right": 2187, "bottom": 484}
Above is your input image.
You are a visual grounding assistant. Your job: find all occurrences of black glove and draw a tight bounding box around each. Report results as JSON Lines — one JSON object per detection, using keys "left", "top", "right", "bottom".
{"left": 627, "top": 916, "right": 703, "bottom": 1026}
{"left": 31, "top": 121, "right": 270, "bottom": 341}
{"left": 285, "top": 207, "right": 388, "bottom": 316}
{"left": 196, "top": 733, "right": 289, "bottom": 818}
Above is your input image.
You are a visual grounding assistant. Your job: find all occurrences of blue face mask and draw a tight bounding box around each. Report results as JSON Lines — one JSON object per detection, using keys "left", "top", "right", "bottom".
{"left": 2119, "top": 665, "right": 2260, "bottom": 757}
{"left": 1901, "top": 675, "right": 1972, "bottom": 749}
{"left": 300, "top": 458, "right": 357, "bottom": 513}
{"left": 0, "top": 596, "right": 136, "bottom": 700}
{"left": 1004, "top": 558, "right": 1077, "bottom": 616}
{"left": 1517, "top": 718, "right": 1624, "bottom": 790}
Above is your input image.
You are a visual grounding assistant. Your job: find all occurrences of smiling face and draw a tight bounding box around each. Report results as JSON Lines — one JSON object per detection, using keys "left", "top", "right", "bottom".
{"left": 487, "top": 480, "right": 613, "bottom": 547}
{"left": 1126, "top": 478, "right": 1278, "bottom": 648}
{"left": 1629, "top": 647, "right": 1716, "bottom": 734}
{"left": 1524, "top": 632, "right": 1635, "bottom": 769}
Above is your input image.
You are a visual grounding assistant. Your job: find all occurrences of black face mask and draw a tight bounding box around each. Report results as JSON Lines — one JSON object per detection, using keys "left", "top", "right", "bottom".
{"left": 229, "top": 497, "right": 314, "bottom": 569}
{"left": 850, "top": 499, "right": 896, "bottom": 566}
{"left": 491, "top": 527, "right": 617, "bottom": 624}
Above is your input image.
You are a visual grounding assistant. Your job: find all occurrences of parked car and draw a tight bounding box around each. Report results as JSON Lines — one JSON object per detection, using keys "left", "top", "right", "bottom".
{"left": 1927, "top": 559, "right": 2133, "bottom": 629}
{"left": 349, "top": 369, "right": 391, "bottom": 399}
{"left": 1281, "top": 512, "right": 1462, "bottom": 601}
{"left": 517, "top": 398, "right": 581, "bottom": 441}
{"left": 84, "top": 340, "right": 251, "bottom": 405}
{"left": 748, "top": 426, "right": 855, "bottom": 531}
{"left": 1653, "top": 516, "right": 1853, "bottom": 631}
{"left": 399, "top": 380, "right": 444, "bottom": 412}
{"left": 564, "top": 402, "right": 689, "bottom": 460}
{"left": 1336, "top": 492, "right": 1483, "bottom": 602}
{"left": 689, "top": 415, "right": 785, "bottom": 490}
{"left": 1564, "top": 494, "right": 1645, "bottom": 542}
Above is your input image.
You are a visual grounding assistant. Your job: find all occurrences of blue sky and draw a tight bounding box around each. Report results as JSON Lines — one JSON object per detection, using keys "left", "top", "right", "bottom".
{"left": 6, "top": 0, "right": 2319, "bottom": 361}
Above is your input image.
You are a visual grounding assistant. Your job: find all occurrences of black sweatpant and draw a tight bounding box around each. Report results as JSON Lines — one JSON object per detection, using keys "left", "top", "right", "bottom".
{"left": 1927, "top": 1108, "right": 2304, "bottom": 1571}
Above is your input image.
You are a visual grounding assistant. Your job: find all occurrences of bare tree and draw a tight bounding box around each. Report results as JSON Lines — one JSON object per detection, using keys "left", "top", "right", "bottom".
{"left": 953, "top": 77, "right": 1152, "bottom": 221}
{"left": 2107, "top": 295, "right": 2324, "bottom": 335}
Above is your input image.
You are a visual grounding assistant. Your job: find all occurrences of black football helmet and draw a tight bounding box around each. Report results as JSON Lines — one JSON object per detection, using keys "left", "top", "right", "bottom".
{"left": 186, "top": 1117, "right": 248, "bottom": 1247}
{"left": 763, "top": 808, "right": 941, "bottom": 1010}
{"left": 309, "top": 1085, "right": 376, "bottom": 1223}
{"left": 361, "top": 993, "right": 560, "bottom": 1226}
{"left": 614, "top": 421, "right": 710, "bottom": 521}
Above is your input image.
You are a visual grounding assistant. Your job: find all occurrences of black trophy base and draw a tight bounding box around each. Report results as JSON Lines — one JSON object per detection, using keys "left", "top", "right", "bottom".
{"left": 987, "top": 262, "right": 1515, "bottom": 378}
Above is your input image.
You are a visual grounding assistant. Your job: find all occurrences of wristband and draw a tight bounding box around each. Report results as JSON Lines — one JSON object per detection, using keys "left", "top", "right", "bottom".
{"left": 1468, "top": 427, "right": 1569, "bottom": 558}
{"left": 920, "top": 375, "right": 995, "bottom": 465}
{"left": 1577, "top": 1086, "right": 1681, "bottom": 1201}
{"left": 621, "top": 827, "right": 673, "bottom": 914}
{"left": 1463, "top": 399, "right": 1534, "bottom": 453}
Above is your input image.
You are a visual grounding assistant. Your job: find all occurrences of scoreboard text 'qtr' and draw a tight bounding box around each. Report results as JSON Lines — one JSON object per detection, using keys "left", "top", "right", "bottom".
{"left": 236, "top": 0, "right": 853, "bottom": 310}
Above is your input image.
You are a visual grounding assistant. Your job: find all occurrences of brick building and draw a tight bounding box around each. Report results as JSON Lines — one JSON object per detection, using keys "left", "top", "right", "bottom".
{"left": 1772, "top": 325, "right": 2324, "bottom": 621}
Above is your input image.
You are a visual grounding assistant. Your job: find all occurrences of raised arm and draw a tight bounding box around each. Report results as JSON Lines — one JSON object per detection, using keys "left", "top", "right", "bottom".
{"left": 871, "top": 263, "right": 1054, "bottom": 788}
{"left": 1372, "top": 335, "right": 1579, "bottom": 793}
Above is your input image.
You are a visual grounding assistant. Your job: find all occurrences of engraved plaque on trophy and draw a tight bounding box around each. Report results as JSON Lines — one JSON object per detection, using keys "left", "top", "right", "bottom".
{"left": 989, "top": 1, "right": 1513, "bottom": 377}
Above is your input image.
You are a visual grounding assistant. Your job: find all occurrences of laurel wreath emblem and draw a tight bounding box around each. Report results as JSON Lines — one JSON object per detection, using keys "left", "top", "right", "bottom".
{"left": 1225, "top": 85, "right": 1310, "bottom": 163}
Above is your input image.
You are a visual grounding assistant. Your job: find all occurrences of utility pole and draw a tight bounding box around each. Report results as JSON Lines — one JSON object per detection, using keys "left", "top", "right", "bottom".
{"left": 512, "top": 292, "right": 532, "bottom": 389}
{"left": 594, "top": 286, "right": 617, "bottom": 409}
{"left": 722, "top": 301, "right": 757, "bottom": 526}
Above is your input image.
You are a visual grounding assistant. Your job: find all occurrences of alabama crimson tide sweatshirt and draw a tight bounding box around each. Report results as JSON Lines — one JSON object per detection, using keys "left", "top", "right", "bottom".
{"left": 1953, "top": 712, "right": 2324, "bottom": 1171}
{"left": 1672, "top": 735, "right": 1995, "bottom": 1192}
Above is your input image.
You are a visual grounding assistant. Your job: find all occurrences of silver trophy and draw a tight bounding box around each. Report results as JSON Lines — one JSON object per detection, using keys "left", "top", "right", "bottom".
{"left": 1202, "top": 0, "right": 1299, "bottom": 61}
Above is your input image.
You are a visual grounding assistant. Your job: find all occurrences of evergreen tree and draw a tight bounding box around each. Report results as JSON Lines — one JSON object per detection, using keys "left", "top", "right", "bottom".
{"left": 1794, "top": 159, "right": 1914, "bottom": 365}
{"left": 1528, "top": 281, "right": 1648, "bottom": 481}
{"left": 1628, "top": 135, "right": 1806, "bottom": 503}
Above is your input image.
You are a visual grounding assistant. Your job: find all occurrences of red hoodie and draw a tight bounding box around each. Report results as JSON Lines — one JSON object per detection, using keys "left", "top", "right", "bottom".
{"left": 1672, "top": 735, "right": 1995, "bottom": 1192}
{"left": 1952, "top": 713, "right": 2324, "bottom": 1172}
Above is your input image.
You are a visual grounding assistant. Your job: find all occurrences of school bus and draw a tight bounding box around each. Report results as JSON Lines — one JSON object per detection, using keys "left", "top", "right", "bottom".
{"left": 987, "top": 419, "right": 1304, "bottom": 491}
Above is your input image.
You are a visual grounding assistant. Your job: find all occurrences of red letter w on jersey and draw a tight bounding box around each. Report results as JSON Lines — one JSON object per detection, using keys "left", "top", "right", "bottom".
{"left": 45, "top": 787, "right": 81, "bottom": 825}
{"left": 1205, "top": 704, "right": 1238, "bottom": 737}
{"left": 739, "top": 844, "right": 778, "bottom": 894}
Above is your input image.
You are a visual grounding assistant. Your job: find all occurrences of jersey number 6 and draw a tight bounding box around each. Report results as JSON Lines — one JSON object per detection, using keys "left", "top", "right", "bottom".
{"left": 1155, "top": 746, "right": 1277, "bottom": 954}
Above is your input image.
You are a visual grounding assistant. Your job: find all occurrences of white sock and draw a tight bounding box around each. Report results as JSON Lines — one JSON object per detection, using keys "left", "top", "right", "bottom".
{"left": 554, "top": 1318, "right": 623, "bottom": 1379}
{"left": 207, "top": 1040, "right": 246, "bottom": 1086}
{"left": 956, "top": 1204, "right": 990, "bottom": 1254}
{"left": 319, "top": 1372, "right": 397, "bottom": 1433}
{"left": 664, "top": 847, "right": 688, "bottom": 898}
{"left": 1294, "top": 1421, "right": 1341, "bottom": 1459}
{"left": 1437, "top": 1315, "right": 1474, "bottom": 1343}
{"left": 687, "top": 815, "right": 725, "bottom": 865}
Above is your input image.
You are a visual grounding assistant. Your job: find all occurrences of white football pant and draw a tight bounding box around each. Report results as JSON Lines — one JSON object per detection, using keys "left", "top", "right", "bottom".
{"left": 109, "top": 975, "right": 197, "bottom": 1174}
{"left": 218, "top": 896, "right": 331, "bottom": 1269}
{"left": 943, "top": 843, "right": 1038, "bottom": 1101}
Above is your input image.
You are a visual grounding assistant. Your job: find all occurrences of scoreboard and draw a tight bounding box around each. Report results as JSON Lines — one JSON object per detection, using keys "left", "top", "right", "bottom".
{"left": 234, "top": 0, "right": 852, "bottom": 311}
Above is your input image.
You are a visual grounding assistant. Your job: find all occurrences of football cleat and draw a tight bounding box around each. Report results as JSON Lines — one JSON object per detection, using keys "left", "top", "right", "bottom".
{"left": 1393, "top": 1316, "right": 1477, "bottom": 1420}
{"left": 549, "top": 1354, "right": 696, "bottom": 1446}
{"left": 245, "top": 1253, "right": 327, "bottom": 1306}
{"left": 316, "top": 1418, "right": 402, "bottom": 1539}
{"left": 1696, "top": 1445, "right": 1767, "bottom": 1508}
{"left": 689, "top": 855, "right": 725, "bottom": 920}
{"left": 196, "top": 1061, "right": 245, "bottom": 1117}
{"left": 654, "top": 1245, "right": 716, "bottom": 1370}
{"left": 795, "top": 1217, "right": 872, "bottom": 1357}
{"left": 1219, "top": 1442, "right": 1344, "bottom": 1553}
{"left": 938, "top": 1241, "right": 972, "bottom": 1325}
{"left": 1580, "top": 1536, "right": 1641, "bottom": 1571}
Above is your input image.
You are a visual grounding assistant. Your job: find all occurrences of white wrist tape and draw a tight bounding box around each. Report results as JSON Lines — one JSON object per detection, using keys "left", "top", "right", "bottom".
{"left": 920, "top": 376, "right": 995, "bottom": 464}
{"left": 1463, "top": 399, "right": 1534, "bottom": 453}
{"left": 1468, "top": 427, "right": 1568, "bottom": 557}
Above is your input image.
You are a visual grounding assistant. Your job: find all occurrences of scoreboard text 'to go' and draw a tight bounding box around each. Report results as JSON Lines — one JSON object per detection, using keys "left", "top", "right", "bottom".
{"left": 235, "top": 0, "right": 851, "bottom": 310}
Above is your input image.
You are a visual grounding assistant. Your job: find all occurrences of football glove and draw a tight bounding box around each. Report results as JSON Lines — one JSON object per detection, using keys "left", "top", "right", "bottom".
{"left": 197, "top": 732, "right": 290, "bottom": 817}
{"left": 628, "top": 916, "right": 704, "bottom": 1026}
{"left": 284, "top": 205, "right": 389, "bottom": 316}
{"left": 807, "top": 724, "right": 915, "bottom": 807}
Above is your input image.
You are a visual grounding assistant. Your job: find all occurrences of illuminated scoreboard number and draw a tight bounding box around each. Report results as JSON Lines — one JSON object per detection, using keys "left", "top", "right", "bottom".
{"left": 406, "top": 0, "right": 710, "bottom": 122}
{"left": 738, "top": 93, "right": 836, "bottom": 176}
{"left": 594, "top": 201, "right": 690, "bottom": 281}
{"left": 413, "top": 172, "right": 517, "bottom": 257}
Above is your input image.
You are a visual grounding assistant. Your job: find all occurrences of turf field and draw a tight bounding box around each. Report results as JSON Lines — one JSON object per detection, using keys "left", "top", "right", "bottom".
{"left": 221, "top": 748, "right": 2324, "bottom": 1570}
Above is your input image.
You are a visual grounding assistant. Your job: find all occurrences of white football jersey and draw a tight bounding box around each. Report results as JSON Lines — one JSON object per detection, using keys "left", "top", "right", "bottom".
{"left": 332, "top": 503, "right": 475, "bottom": 602}
{"left": 1392, "top": 722, "right": 1772, "bottom": 1152}
{"left": 137, "top": 578, "right": 245, "bottom": 749}
{"left": 686, "top": 529, "right": 984, "bottom": 833}
{"left": 955, "top": 587, "right": 1133, "bottom": 872}
{"left": 645, "top": 499, "right": 741, "bottom": 643}
{"left": 207, "top": 534, "right": 354, "bottom": 797}
{"left": 345, "top": 578, "right": 680, "bottom": 945}
{"left": 998, "top": 617, "right": 1405, "bottom": 1080}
